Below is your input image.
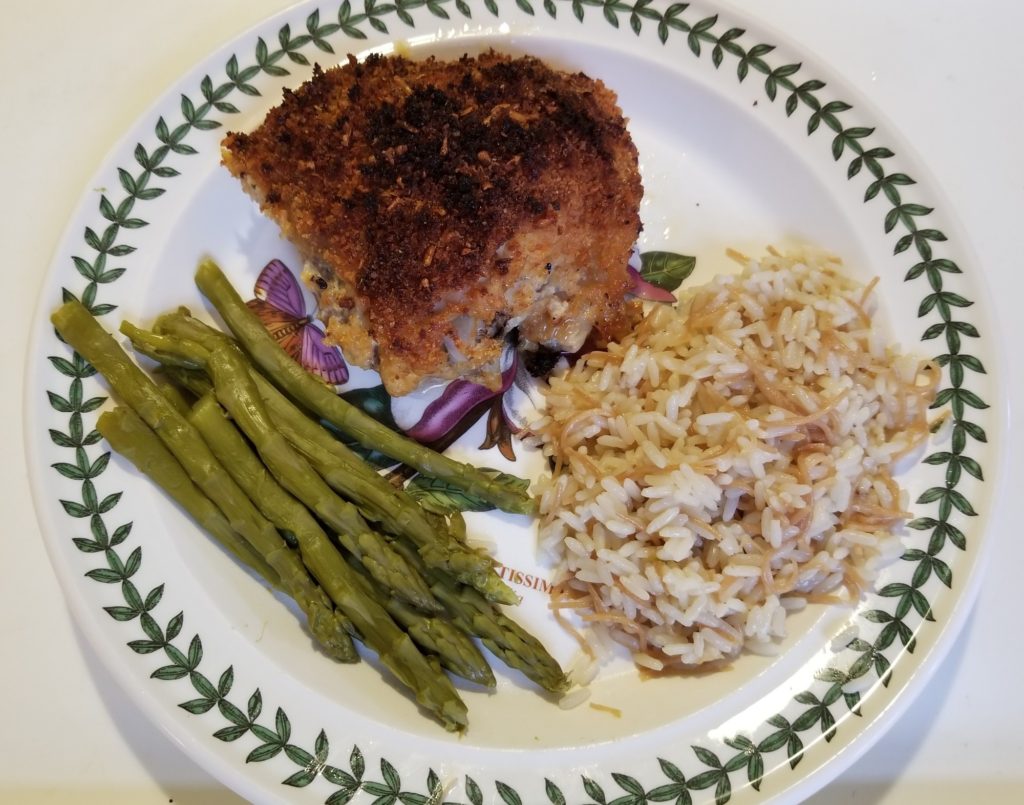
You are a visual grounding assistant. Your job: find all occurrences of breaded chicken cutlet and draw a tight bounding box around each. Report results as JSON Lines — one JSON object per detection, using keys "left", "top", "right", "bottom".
{"left": 222, "top": 51, "right": 643, "bottom": 395}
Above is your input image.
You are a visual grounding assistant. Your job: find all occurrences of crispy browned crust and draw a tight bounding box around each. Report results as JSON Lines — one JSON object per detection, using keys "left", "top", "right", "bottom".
{"left": 222, "top": 51, "right": 642, "bottom": 394}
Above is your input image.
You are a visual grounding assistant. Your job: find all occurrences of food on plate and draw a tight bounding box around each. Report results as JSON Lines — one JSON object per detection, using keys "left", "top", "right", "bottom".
{"left": 221, "top": 51, "right": 643, "bottom": 396}
{"left": 51, "top": 262, "right": 570, "bottom": 733}
{"left": 531, "top": 247, "right": 939, "bottom": 671}
{"left": 97, "top": 404, "right": 360, "bottom": 664}
{"left": 194, "top": 259, "right": 535, "bottom": 518}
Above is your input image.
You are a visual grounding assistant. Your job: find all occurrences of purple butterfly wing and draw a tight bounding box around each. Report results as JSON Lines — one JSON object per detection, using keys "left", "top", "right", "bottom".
{"left": 301, "top": 322, "right": 349, "bottom": 385}
{"left": 254, "top": 259, "right": 307, "bottom": 319}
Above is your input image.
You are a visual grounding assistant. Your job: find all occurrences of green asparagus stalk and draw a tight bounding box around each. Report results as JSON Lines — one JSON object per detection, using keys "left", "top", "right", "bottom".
{"left": 347, "top": 554, "right": 496, "bottom": 687}
{"left": 161, "top": 366, "right": 213, "bottom": 399}
{"left": 390, "top": 538, "right": 569, "bottom": 694}
{"left": 96, "top": 406, "right": 280, "bottom": 588}
{"left": 155, "top": 377, "right": 192, "bottom": 416}
{"left": 123, "top": 322, "right": 442, "bottom": 612}
{"left": 188, "top": 383, "right": 468, "bottom": 732}
{"left": 205, "top": 344, "right": 440, "bottom": 615}
{"left": 194, "top": 258, "right": 535, "bottom": 515}
{"left": 141, "top": 311, "right": 518, "bottom": 606}
{"left": 98, "top": 408, "right": 357, "bottom": 663}
{"left": 52, "top": 302, "right": 360, "bottom": 664}
{"left": 56, "top": 302, "right": 467, "bottom": 729}
{"left": 256, "top": 373, "right": 518, "bottom": 606}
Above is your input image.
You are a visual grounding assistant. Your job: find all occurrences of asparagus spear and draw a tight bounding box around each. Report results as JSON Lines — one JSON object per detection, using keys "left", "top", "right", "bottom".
{"left": 54, "top": 302, "right": 467, "bottom": 729}
{"left": 391, "top": 538, "right": 569, "bottom": 694}
{"left": 161, "top": 366, "right": 213, "bottom": 399}
{"left": 142, "top": 312, "right": 518, "bottom": 606}
{"left": 52, "top": 302, "right": 360, "bottom": 663}
{"left": 188, "top": 381, "right": 468, "bottom": 732}
{"left": 187, "top": 392, "right": 308, "bottom": 552}
{"left": 98, "top": 410, "right": 358, "bottom": 663}
{"left": 155, "top": 377, "right": 192, "bottom": 416}
{"left": 188, "top": 350, "right": 493, "bottom": 690}
{"left": 194, "top": 258, "right": 535, "bottom": 515}
{"left": 256, "top": 372, "right": 518, "bottom": 606}
{"left": 205, "top": 344, "right": 440, "bottom": 615}
{"left": 122, "top": 322, "right": 441, "bottom": 611}
{"left": 347, "top": 554, "right": 496, "bottom": 687}
{"left": 97, "top": 406, "right": 279, "bottom": 588}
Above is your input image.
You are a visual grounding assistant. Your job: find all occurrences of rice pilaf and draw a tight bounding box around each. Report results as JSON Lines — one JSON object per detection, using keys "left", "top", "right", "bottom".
{"left": 531, "top": 247, "right": 938, "bottom": 671}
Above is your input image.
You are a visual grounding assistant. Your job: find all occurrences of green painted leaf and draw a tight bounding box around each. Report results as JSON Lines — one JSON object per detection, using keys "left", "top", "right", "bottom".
{"left": 179, "top": 697, "right": 216, "bottom": 714}
{"left": 465, "top": 775, "right": 484, "bottom": 805}
{"left": 152, "top": 664, "right": 189, "bottom": 681}
{"left": 47, "top": 392, "right": 73, "bottom": 413}
{"left": 52, "top": 462, "right": 87, "bottom": 480}
{"left": 692, "top": 745, "right": 722, "bottom": 769}
{"left": 192, "top": 670, "right": 217, "bottom": 701}
{"left": 686, "top": 770, "right": 722, "bottom": 791}
{"left": 85, "top": 568, "right": 122, "bottom": 583}
{"left": 104, "top": 605, "right": 140, "bottom": 621}
{"left": 187, "top": 634, "right": 203, "bottom": 668}
{"left": 723, "top": 750, "right": 750, "bottom": 772}
{"left": 360, "top": 781, "right": 394, "bottom": 798}
{"left": 324, "top": 765, "right": 357, "bottom": 788}
{"left": 647, "top": 783, "right": 688, "bottom": 803}
{"left": 122, "top": 580, "right": 144, "bottom": 611}
{"left": 218, "top": 698, "right": 248, "bottom": 727}
{"left": 49, "top": 429, "right": 76, "bottom": 448}
{"left": 251, "top": 723, "right": 280, "bottom": 744}
{"left": 545, "top": 777, "right": 567, "bottom": 805}
{"left": 166, "top": 611, "right": 184, "bottom": 641}
{"left": 582, "top": 775, "right": 607, "bottom": 804}
{"left": 612, "top": 773, "right": 645, "bottom": 797}
{"left": 639, "top": 251, "right": 696, "bottom": 291}
{"left": 658, "top": 757, "right": 685, "bottom": 783}
{"left": 496, "top": 780, "right": 522, "bottom": 805}
{"left": 274, "top": 706, "right": 291, "bottom": 743}
{"left": 213, "top": 724, "right": 250, "bottom": 742}
{"left": 340, "top": 384, "right": 399, "bottom": 430}
{"left": 127, "top": 639, "right": 163, "bottom": 654}
{"left": 315, "top": 729, "right": 330, "bottom": 763}
{"left": 787, "top": 733, "right": 804, "bottom": 769}
{"left": 757, "top": 729, "right": 789, "bottom": 753}
{"left": 350, "top": 745, "right": 365, "bottom": 780}
{"left": 217, "top": 665, "right": 234, "bottom": 696}
{"left": 246, "top": 742, "right": 284, "bottom": 763}
{"left": 282, "top": 768, "right": 318, "bottom": 788}
{"left": 714, "top": 774, "right": 731, "bottom": 805}
{"left": 97, "top": 491, "right": 122, "bottom": 513}
{"left": 284, "top": 743, "right": 314, "bottom": 768}
{"left": 247, "top": 689, "right": 263, "bottom": 723}
{"left": 404, "top": 475, "right": 493, "bottom": 514}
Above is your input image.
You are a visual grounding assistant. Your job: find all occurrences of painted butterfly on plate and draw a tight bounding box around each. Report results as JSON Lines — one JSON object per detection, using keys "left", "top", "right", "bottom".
{"left": 246, "top": 259, "right": 349, "bottom": 385}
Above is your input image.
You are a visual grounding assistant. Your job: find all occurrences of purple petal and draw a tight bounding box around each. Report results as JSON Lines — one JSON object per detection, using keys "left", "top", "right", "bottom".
{"left": 405, "top": 380, "right": 499, "bottom": 443}
{"left": 254, "top": 259, "right": 307, "bottom": 319}
{"left": 301, "top": 324, "right": 349, "bottom": 385}
{"left": 627, "top": 265, "right": 677, "bottom": 303}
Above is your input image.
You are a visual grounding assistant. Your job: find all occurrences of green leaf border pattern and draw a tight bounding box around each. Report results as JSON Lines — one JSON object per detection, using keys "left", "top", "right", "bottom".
{"left": 46, "top": 2, "right": 985, "bottom": 803}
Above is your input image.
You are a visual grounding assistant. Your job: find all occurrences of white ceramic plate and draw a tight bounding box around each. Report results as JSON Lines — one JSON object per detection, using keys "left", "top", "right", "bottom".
{"left": 26, "top": 1, "right": 1001, "bottom": 802}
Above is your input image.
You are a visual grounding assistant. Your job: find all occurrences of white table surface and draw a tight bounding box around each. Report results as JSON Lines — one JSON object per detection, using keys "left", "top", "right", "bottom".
{"left": 3, "top": 1, "right": 1021, "bottom": 802}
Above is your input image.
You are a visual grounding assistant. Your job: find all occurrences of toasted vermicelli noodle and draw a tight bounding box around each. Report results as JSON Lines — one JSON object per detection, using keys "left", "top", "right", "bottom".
{"left": 530, "top": 247, "right": 938, "bottom": 671}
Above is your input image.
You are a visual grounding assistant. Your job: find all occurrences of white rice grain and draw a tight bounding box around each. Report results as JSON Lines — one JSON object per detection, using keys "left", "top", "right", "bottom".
{"left": 534, "top": 247, "right": 936, "bottom": 669}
